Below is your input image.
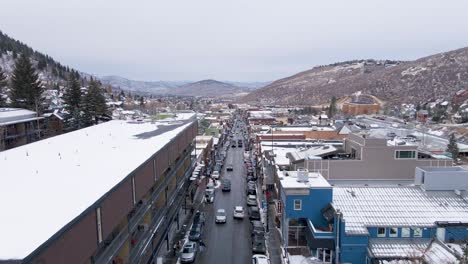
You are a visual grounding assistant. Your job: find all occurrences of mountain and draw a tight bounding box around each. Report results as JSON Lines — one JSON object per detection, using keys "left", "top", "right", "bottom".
{"left": 170, "top": 79, "right": 256, "bottom": 97}
{"left": 242, "top": 47, "right": 468, "bottom": 106}
{"left": 99, "top": 75, "right": 188, "bottom": 95}
{"left": 100, "top": 76, "right": 267, "bottom": 97}
{"left": 0, "top": 30, "right": 88, "bottom": 87}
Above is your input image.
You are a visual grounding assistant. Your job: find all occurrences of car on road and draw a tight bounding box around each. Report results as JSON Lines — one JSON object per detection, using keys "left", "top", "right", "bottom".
{"left": 231, "top": 144, "right": 236, "bottom": 148}
{"left": 252, "top": 233, "right": 266, "bottom": 254}
{"left": 249, "top": 206, "right": 261, "bottom": 220}
{"left": 233, "top": 206, "right": 245, "bottom": 219}
{"left": 226, "top": 164, "right": 233, "bottom": 171}
{"left": 252, "top": 254, "right": 270, "bottom": 264}
{"left": 211, "top": 170, "right": 220, "bottom": 180}
{"left": 193, "top": 211, "right": 206, "bottom": 226}
{"left": 188, "top": 223, "right": 203, "bottom": 241}
{"left": 180, "top": 241, "right": 198, "bottom": 263}
{"left": 205, "top": 189, "right": 215, "bottom": 203}
{"left": 215, "top": 209, "right": 227, "bottom": 223}
{"left": 222, "top": 179, "right": 231, "bottom": 192}
{"left": 247, "top": 195, "right": 257, "bottom": 206}
{"left": 246, "top": 186, "right": 256, "bottom": 196}
{"left": 250, "top": 220, "right": 265, "bottom": 236}
{"left": 247, "top": 175, "right": 256, "bottom": 182}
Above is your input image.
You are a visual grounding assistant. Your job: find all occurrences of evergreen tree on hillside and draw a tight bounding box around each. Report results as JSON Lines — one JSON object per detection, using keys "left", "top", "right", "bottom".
{"left": 63, "top": 74, "right": 83, "bottom": 130}
{"left": 9, "top": 53, "right": 44, "bottom": 112}
{"left": 328, "top": 96, "right": 337, "bottom": 118}
{"left": 82, "top": 80, "right": 108, "bottom": 126}
{"left": 0, "top": 67, "right": 7, "bottom": 107}
{"left": 447, "top": 133, "right": 459, "bottom": 161}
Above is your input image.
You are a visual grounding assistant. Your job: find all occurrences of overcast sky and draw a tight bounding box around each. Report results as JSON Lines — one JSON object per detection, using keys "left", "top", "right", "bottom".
{"left": 1, "top": 0, "right": 468, "bottom": 82}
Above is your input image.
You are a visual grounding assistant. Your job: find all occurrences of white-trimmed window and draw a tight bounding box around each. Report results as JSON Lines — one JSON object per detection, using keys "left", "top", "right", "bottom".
{"left": 401, "top": 228, "right": 410, "bottom": 237}
{"left": 316, "top": 248, "right": 333, "bottom": 263}
{"left": 377, "top": 227, "right": 386, "bottom": 237}
{"left": 96, "top": 207, "right": 103, "bottom": 243}
{"left": 395, "top": 150, "right": 416, "bottom": 159}
{"left": 293, "top": 199, "right": 302, "bottom": 210}
{"left": 389, "top": 227, "right": 398, "bottom": 237}
{"left": 413, "top": 227, "right": 423, "bottom": 237}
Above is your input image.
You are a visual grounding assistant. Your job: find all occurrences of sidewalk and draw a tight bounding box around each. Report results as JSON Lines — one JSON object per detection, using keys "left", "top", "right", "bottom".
{"left": 155, "top": 178, "right": 207, "bottom": 264}
{"left": 266, "top": 201, "right": 283, "bottom": 264}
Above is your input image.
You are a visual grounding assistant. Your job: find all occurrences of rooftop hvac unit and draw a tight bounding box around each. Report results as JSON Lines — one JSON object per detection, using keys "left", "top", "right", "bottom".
{"left": 297, "top": 168, "right": 309, "bottom": 182}
{"left": 454, "top": 189, "right": 461, "bottom": 196}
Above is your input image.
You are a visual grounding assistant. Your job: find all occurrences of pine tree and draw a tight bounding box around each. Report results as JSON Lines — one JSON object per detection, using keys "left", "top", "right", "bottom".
{"left": 447, "top": 133, "right": 459, "bottom": 161}
{"left": 328, "top": 96, "right": 337, "bottom": 118}
{"left": 10, "top": 53, "right": 44, "bottom": 112}
{"left": 63, "top": 74, "right": 83, "bottom": 130}
{"left": 0, "top": 66, "right": 7, "bottom": 107}
{"left": 82, "top": 80, "right": 108, "bottom": 126}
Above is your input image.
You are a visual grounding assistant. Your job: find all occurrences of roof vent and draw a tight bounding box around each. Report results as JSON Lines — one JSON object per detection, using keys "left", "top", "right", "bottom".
{"left": 297, "top": 168, "right": 309, "bottom": 182}
{"left": 454, "top": 189, "right": 461, "bottom": 196}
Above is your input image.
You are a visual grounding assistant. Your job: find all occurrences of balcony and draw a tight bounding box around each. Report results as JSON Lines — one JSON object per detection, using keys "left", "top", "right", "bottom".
{"left": 94, "top": 147, "right": 193, "bottom": 263}
{"left": 307, "top": 219, "right": 334, "bottom": 239}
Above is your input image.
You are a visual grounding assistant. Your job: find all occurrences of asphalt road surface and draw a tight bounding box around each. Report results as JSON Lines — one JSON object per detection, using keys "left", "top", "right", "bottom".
{"left": 196, "top": 131, "right": 252, "bottom": 264}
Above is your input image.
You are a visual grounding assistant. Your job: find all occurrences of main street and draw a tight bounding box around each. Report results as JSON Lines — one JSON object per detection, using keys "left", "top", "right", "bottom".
{"left": 196, "top": 130, "right": 252, "bottom": 263}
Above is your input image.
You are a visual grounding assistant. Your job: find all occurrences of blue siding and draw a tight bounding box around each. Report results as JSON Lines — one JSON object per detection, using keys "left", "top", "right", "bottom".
{"left": 285, "top": 188, "right": 332, "bottom": 227}
{"left": 445, "top": 227, "right": 468, "bottom": 242}
{"left": 367, "top": 227, "right": 433, "bottom": 238}
{"left": 336, "top": 219, "right": 369, "bottom": 264}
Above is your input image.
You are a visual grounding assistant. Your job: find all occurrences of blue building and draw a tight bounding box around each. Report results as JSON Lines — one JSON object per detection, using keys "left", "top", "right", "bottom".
{"left": 278, "top": 167, "right": 468, "bottom": 263}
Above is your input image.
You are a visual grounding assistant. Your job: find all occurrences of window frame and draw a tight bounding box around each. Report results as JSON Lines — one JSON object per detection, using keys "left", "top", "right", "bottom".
{"left": 401, "top": 227, "right": 410, "bottom": 237}
{"left": 413, "top": 227, "right": 423, "bottom": 237}
{"left": 377, "top": 227, "right": 386, "bottom": 237}
{"left": 395, "top": 150, "right": 417, "bottom": 160}
{"left": 293, "top": 199, "right": 302, "bottom": 211}
{"left": 389, "top": 227, "right": 398, "bottom": 237}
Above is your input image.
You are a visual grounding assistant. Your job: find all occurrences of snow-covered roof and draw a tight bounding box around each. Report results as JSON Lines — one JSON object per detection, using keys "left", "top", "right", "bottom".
{"left": 288, "top": 146, "right": 338, "bottom": 162}
{"left": 333, "top": 187, "right": 468, "bottom": 235}
{"left": 0, "top": 108, "right": 38, "bottom": 125}
{"left": 280, "top": 171, "right": 331, "bottom": 189}
{"left": 275, "top": 126, "right": 335, "bottom": 132}
{"left": 369, "top": 239, "right": 458, "bottom": 263}
{"left": 0, "top": 116, "right": 195, "bottom": 260}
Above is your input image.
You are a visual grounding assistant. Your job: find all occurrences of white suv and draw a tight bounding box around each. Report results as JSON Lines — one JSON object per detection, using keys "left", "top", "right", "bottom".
{"left": 212, "top": 170, "right": 220, "bottom": 180}
{"left": 233, "top": 206, "right": 245, "bottom": 219}
{"left": 252, "top": 254, "right": 269, "bottom": 264}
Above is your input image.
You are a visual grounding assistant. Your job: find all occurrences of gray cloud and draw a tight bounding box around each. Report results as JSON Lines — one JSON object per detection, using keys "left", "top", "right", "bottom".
{"left": 1, "top": 0, "right": 468, "bottom": 82}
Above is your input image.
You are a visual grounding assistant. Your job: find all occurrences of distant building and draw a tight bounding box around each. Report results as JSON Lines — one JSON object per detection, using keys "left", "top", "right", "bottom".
{"left": 289, "top": 133, "right": 452, "bottom": 181}
{"left": 0, "top": 108, "right": 45, "bottom": 151}
{"left": 417, "top": 109, "right": 429, "bottom": 123}
{"left": 0, "top": 115, "right": 197, "bottom": 263}
{"left": 278, "top": 167, "right": 468, "bottom": 263}
{"left": 342, "top": 102, "right": 380, "bottom": 115}
{"left": 272, "top": 126, "right": 346, "bottom": 140}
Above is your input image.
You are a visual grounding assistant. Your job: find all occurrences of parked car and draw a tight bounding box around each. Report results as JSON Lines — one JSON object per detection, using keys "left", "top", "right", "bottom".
{"left": 246, "top": 186, "right": 256, "bottom": 196}
{"left": 222, "top": 179, "right": 231, "bottom": 192}
{"left": 250, "top": 220, "right": 265, "bottom": 236}
{"left": 215, "top": 209, "right": 227, "bottom": 223}
{"left": 252, "top": 254, "right": 270, "bottom": 264}
{"left": 233, "top": 206, "right": 245, "bottom": 219}
{"left": 249, "top": 206, "right": 261, "bottom": 220}
{"left": 247, "top": 195, "right": 257, "bottom": 206}
{"left": 193, "top": 211, "right": 206, "bottom": 226}
{"left": 247, "top": 175, "right": 256, "bottom": 182}
{"left": 180, "top": 241, "right": 198, "bottom": 263}
{"left": 205, "top": 189, "right": 215, "bottom": 203}
{"left": 252, "top": 233, "right": 266, "bottom": 254}
{"left": 188, "top": 223, "right": 203, "bottom": 241}
{"left": 231, "top": 144, "right": 236, "bottom": 148}
{"left": 212, "top": 170, "right": 220, "bottom": 180}
{"left": 226, "top": 164, "right": 233, "bottom": 171}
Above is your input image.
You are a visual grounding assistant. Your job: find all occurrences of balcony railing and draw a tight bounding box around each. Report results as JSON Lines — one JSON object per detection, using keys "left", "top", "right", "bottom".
{"left": 307, "top": 219, "right": 334, "bottom": 239}
{"left": 94, "top": 148, "right": 193, "bottom": 263}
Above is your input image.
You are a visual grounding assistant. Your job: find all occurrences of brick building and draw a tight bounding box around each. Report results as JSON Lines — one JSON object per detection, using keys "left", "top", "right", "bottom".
{"left": 341, "top": 102, "right": 380, "bottom": 115}
{"left": 0, "top": 114, "right": 197, "bottom": 264}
